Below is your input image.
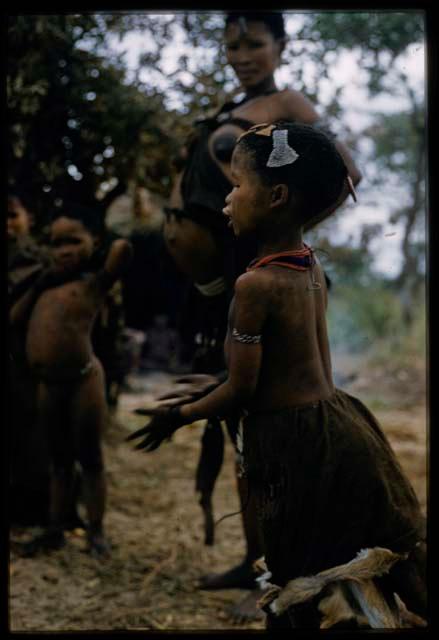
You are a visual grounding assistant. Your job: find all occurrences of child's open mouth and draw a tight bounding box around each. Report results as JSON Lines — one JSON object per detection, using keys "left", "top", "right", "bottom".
{"left": 222, "top": 206, "right": 233, "bottom": 227}
{"left": 56, "top": 260, "right": 76, "bottom": 272}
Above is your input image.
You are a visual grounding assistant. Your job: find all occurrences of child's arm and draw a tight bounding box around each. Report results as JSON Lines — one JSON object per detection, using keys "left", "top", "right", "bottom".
{"left": 95, "top": 239, "right": 133, "bottom": 292}
{"left": 127, "top": 271, "right": 269, "bottom": 451}
{"left": 134, "top": 374, "right": 224, "bottom": 412}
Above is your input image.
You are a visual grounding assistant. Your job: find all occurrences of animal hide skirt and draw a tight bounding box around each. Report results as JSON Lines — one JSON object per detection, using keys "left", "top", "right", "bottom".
{"left": 242, "top": 388, "right": 425, "bottom": 592}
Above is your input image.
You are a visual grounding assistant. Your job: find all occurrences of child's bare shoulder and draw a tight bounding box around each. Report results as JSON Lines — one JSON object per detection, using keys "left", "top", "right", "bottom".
{"left": 234, "top": 269, "right": 275, "bottom": 302}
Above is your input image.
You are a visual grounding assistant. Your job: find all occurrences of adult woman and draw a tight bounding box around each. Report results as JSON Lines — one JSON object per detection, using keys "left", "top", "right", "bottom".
{"left": 160, "top": 11, "right": 361, "bottom": 621}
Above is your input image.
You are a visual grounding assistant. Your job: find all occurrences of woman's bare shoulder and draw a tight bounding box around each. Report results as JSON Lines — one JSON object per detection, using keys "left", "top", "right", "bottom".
{"left": 276, "top": 88, "right": 319, "bottom": 124}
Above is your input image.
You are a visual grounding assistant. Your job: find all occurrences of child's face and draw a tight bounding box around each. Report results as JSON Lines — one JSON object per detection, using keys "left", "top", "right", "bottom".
{"left": 223, "top": 147, "right": 272, "bottom": 236}
{"left": 50, "top": 216, "right": 96, "bottom": 272}
{"left": 224, "top": 21, "right": 282, "bottom": 90}
{"left": 8, "top": 197, "right": 33, "bottom": 239}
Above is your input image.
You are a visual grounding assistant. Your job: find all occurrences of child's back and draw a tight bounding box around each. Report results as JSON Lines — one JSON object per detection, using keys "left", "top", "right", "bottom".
{"left": 228, "top": 261, "right": 333, "bottom": 411}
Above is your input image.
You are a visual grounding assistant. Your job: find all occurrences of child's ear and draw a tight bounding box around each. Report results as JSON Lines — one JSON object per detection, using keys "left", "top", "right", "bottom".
{"left": 93, "top": 236, "right": 100, "bottom": 250}
{"left": 270, "top": 184, "right": 289, "bottom": 208}
{"left": 276, "top": 37, "right": 286, "bottom": 57}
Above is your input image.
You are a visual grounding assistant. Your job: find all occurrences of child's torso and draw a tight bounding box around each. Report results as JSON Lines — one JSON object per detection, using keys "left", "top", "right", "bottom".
{"left": 26, "top": 277, "right": 100, "bottom": 377}
{"left": 225, "top": 263, "right": 334, "bottom": 411}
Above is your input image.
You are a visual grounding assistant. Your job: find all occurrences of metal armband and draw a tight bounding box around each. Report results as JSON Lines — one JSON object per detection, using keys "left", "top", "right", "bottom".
{"left": 232, "top": 328, "right": 262, "bottom": 344}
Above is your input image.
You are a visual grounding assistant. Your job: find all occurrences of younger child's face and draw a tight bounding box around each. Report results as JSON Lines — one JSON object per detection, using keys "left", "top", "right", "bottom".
{"left": 223, "top": 147, "right": 271, "bottom": 236}
{"left": 50, "top": 216, "right": 96, "bottom": 272}
{"left": 8, "top": 196, "right": 33, "bottom": 239}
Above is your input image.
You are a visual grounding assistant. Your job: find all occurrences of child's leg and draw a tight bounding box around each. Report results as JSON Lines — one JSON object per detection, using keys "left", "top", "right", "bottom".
{"left": 72, "top": 358, "right": 110, "bottom": 556}
{"left": 18, "top": 383, "right": 74, "bottom": 555}
{"left": 46, "top": 384, "right": 79, "bottom": 541}
{"left": 49, "top": 465, "right": 76, "bottom": 530}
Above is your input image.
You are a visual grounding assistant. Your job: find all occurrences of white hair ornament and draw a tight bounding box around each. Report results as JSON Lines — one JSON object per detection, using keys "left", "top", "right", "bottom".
{"left": 267, "top": 129, "right": 299, "bottom": 168}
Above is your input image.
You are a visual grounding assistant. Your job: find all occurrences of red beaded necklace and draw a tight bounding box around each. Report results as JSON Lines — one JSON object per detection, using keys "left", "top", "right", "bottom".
{"left": 246, "top": 244, "right": 314, "bottom": 272}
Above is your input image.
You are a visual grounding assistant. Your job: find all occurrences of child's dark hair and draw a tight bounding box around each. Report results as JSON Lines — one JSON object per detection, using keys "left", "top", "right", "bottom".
{"left": 236, "top": 122, "right": 348, "bottom": 223}
{"left": 50, "top": 200, "right": 106, "bottom": 237}
{"left": 225, "top": 11, "right": 285, "bottom": 40}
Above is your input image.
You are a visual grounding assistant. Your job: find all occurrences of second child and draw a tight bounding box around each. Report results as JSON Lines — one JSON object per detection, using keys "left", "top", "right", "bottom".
{"left": 10, "top": 203, "right": 132, "bottom": 557}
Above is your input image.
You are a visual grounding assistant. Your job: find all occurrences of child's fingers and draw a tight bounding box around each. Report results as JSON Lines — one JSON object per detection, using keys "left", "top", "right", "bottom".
{"left": 138, "top": 437, "right": 161, "bottom": 452}
{"left": 173, "top": 375, "right": 197, "bottom": 383}
{"left": 134, "top": 439, "right": 149, "bottom": 450}
{"left": 173, "top": 374, "right": 210, "bottom": 384}
{"left": 133, "top": 407, "right": 162, "bottom": 416}
{"left": 156, "top": 391, "right": 185, "bottom": 401}
{"left": 144, "top": 440, "right": 161, "bottom": 452}
{"left": 125, "top": 425, "right": 150, "bottom": 441}
{"left": 157, "top": 396, "right": 192, "bottom": 407}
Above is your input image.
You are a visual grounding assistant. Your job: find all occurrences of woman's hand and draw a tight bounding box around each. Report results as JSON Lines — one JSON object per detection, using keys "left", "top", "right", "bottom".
{"left": 126, "top": 406, "right": 188, "bottom": 452}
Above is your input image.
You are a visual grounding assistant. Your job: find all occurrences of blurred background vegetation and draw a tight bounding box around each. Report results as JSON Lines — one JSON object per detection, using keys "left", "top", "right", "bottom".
{"left": 7, "top": 12, "right": 427, "bottom": 368}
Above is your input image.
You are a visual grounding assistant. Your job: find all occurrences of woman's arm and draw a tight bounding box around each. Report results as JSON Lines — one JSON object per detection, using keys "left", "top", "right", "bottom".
{"left": 281, "top": 90, "right": 362, "bottom": 230}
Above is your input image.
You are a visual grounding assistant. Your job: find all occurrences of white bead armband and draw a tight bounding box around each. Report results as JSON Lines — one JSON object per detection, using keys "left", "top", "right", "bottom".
{"left": 232, "top": 328, "right": 262, "bottom": 344}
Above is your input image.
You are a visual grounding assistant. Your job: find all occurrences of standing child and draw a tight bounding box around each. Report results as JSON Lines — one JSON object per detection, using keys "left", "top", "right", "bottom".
{"left": 10, "top": 202, "right": 132, "bottom": 557}
{"left": 128, "top": 123, "right": 426, "bottom": 627}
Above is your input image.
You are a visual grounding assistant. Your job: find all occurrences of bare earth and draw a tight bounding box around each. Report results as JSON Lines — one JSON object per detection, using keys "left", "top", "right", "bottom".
{"left": 9, "top": 356, "right": 427, "bottom": 632}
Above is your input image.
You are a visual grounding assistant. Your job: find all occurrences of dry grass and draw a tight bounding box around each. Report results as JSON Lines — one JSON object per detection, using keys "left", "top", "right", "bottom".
{"left": 9, "top": 363, "right": 427, "bottom": 632}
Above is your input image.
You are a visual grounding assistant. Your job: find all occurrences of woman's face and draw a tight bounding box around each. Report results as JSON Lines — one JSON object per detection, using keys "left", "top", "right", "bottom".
{"left": 224, "top": 21, "right": 283, "bottom": 90}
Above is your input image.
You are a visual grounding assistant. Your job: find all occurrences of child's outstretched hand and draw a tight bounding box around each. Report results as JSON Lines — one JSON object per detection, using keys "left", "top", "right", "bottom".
{"left": 126, "top": 406, "right": 188, "bottom": 452}
{"left": 155, "top": 374, "right": 220, "bottom": 407}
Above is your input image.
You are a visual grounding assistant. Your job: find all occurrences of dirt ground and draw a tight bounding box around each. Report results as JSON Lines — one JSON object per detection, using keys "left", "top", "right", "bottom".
{"left": 9, "top": 355, "right": 428, "bottom": 632}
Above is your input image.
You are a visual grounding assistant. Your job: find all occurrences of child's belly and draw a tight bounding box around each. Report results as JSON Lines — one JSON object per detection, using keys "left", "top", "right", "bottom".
{"left": 26, "top": 289, "right": 95, "bottom": 379}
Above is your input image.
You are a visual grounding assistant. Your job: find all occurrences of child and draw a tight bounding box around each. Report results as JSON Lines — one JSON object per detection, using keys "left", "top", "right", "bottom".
{"left": 128, "top": 123, "right": 426, "bottom": 627}
{"left": 10, "top": 202, "right": 132, "bottom": 557}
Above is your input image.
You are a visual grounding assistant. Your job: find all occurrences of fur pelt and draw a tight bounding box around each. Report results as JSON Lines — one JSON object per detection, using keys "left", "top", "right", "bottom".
{"left": 255, "top": 547, "right": 426, "bottom": 629}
